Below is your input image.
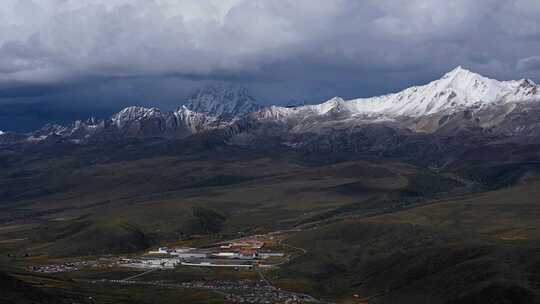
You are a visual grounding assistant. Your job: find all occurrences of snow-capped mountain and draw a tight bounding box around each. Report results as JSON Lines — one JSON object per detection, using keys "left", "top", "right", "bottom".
{"left": 346, "top": 66, "right": 539, "bottom": 117}
{"left": 111, "top": 106, "right": 163, "bottom": 129}
{"left": 3, "top": 67, "right": 540, "bottom": 149}
{"left": 0, "top": 105, "right": 230, "bottom": 144}
{"left": 256, "top": 67, "right": 539, "bottom": 120}
{"left": 103, "top": 105, "right": 226, "bottom": 138}
{"left": 252, "top": 66, "right": 540, "bottom": 134}
{"left": 186, "top": 85, "right": 261, "bottom": 119}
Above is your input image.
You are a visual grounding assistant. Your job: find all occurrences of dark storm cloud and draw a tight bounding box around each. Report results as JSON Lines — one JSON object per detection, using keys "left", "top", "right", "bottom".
{"left": 1, "top": 0, "right": 540, "bottom": 108}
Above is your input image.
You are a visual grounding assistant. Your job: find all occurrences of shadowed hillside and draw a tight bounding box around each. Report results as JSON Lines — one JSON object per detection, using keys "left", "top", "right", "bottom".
{"left": 277, "top": 180, "right": 540, "bottom": 303}
{"left": 1, "top": 141, "right": 540, "bottom": 303}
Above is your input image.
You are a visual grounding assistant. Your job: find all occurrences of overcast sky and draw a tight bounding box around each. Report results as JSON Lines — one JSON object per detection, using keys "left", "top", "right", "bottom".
{"left": 1, "top": 0, "right": 540, "bottom": 112}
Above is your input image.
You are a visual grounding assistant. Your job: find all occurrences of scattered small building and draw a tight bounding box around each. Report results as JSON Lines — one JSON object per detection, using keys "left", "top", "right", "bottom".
{"left": 239, "top": 249, "right": 258, "bottom": 259}
{"left": 230, "top": 239, "right": 264, "bottom": 249}
{"left": 148, "top": 247, "right": 171, "bottom": 254}
{"left": 212, "top": 252, "right": 239, "bottom": 258}
{"left": 171, "top": 252, "right": 207, "bottom": 259}
{"left": 259, "top": 252, "right": 285, "bottom": 259}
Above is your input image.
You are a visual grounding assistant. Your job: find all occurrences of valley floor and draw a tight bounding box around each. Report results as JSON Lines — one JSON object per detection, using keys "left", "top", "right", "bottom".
{"left": 1, "top": 152, "right": 540, "bottom": 303}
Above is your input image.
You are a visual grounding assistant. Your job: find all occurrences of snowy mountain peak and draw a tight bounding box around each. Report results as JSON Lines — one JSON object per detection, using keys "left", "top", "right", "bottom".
{"left": 326, "top": 96, "right": 346, "bottom": 104}
{"left": 352, "top": 68, "right": 540, "bottom": 116}
{"left": 186, "top": 84, "right": 261, "bottom": 118}
{"left": 438, "top": 66, "right": 495, "bottom": 94}
{"left": 311, "top": 97, "right": 346, "bottom": 114}
{"left": 254, "top": 67, "right": 540, "bottom": 123}
{"left": 443, "top": 65, "right": 471, "bottom": 77}
{"left": 522, "top": 78, "right": 536, "bottom": 85}
{"left": 112, "top": 106, "right": 163, "bottom": 128}
{"left": 349, "top": 67, "right": 538, "bottom": 117}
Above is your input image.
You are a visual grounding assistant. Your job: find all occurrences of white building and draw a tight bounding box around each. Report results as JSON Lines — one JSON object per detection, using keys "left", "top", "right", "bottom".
{"left": 212, "top": 252, "right": 240, "bottom": 258}
{"left": 171, "top": 252, "right": 207, "bottom": 259}
{"left": 259, "top": 252, "right": 285, "bottom": 259}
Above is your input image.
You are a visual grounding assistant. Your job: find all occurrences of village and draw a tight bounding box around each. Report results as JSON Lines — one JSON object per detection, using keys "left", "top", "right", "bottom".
{"left": 120, "top": 235, "right": 286, "bottom": 270}
{"left": 27, "top": 233, "right": 324, "bottom": 303}
{"left": 29, "top": 235, "right": 287, "bottom": 273}
{"left": 91, "top": 278, "right": 320, "bottom": 304}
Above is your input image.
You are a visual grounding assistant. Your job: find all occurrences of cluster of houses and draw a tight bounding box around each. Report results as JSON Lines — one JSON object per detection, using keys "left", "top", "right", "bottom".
{"left": 29, "top": 260, "right": 99, "bottom": 273}
{"left": 215, "top": 238, "right": 265, "bottom": 259}
{"left": 138, "top": 237, "right": 284, "bottom": 269}
{"left": 148, "top": 238, "right": 284, "bottom": 261}
{"left": 148, "top": 247, "right": 208, "bottom": 259}
{"left": 118, "top": 257, "right": 180, "bottom": 269}
{"left": 30, "top": 237, "right": 286, "bottom": 272}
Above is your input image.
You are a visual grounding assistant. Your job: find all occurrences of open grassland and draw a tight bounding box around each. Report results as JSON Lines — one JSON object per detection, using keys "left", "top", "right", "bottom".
{"left": 277, "top": 180, "right": 540, "bottom": 303}
{"left": 0, "top": 152, "right": 466, "bottom": 258}
{"left": 2, "top": 146, "right": 540, "bottom": 303}
{"left": 0, "top": 271, "right": 224, "bottom": 304}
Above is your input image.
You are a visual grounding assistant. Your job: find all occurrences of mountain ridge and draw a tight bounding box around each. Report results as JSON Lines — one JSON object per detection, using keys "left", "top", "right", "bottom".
{"left": 2, "top": 67, "right": 540, "bottom": 152}
{"left": 185, "top": 84, "right": 261, "bottom": 119}
{"left": 256, "top": 66, "right": 540, "bottom": 123}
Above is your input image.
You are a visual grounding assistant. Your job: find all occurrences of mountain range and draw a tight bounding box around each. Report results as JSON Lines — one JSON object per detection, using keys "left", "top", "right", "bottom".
{"left": 2, "top": 67, "right": 540, "bottom": 166}
{"left": 3, "top": 67, "right": 540, "bottom": 304}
